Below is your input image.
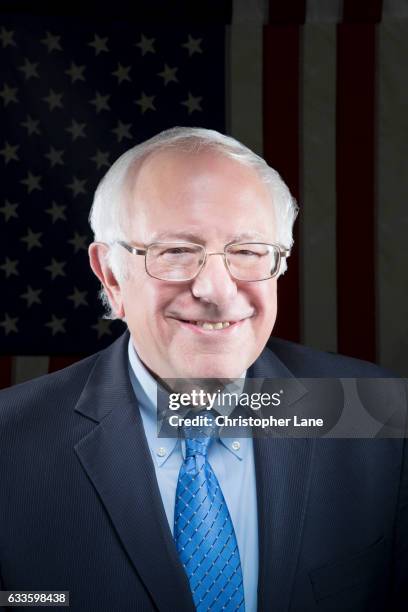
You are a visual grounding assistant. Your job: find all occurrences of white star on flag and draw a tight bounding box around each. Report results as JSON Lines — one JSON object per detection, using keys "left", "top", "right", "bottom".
{"left": 0, "top": 257, "right": 18, "bottom": 278}
{"left": 45, "top": 259, "right": 66, "bottom": 279}
{"left": 0, "top": 83, "right": 18, "bottom": 106}
{"left": 0, "top": 27, "right": 16, "bottom": 48}
{"left": 68, "top": 232, "right": 88, "bottom": 252}
{"left": 0, "top": 313, "right": 18, "bottom": 335}
{"left": 18, "top": 59, "right": 39, "bottom": 80}
{"left": 0, "top": 200, "right": 18, "bottom": 222}
{"left": 45, "top": 315, "right": 66, "bottom": 335}
{"left": 112, "top": 63, "right": 131, "bottom": 84}
{"left": 21, "top": 285, "right": 42, "bottom": 307}
{"left": 41, "top": 31, "right": 62, "bottom": 53}
{"left": 45, "top": 147, "right": 64, "bottom": 167}
{"left": 182, "top": 35, "right": 203, "bottom": 56}
{"left": 42, "top": 89, "right": 64, "bottom": 111}
{"left": 65, "top": 120, "right": 86, "bottom": 141}
{"left": 111, "top": 121, "right": 132, "bottom": 142}
{"left": 181, "top": 92, "right": 203, "bottom": 114}
{"left": 92, "top": 318, "right": 112, "bottom": 338}
{"left": 66, "top": 177, "right": 86, "bottom": 197}
{"left": 136, "top": 92, "right": 155, "bottom": 113}
{"left": 68, "top": 287, "right": 88, "bottom": 308}
{"left": 91, "top": 149, "right": 110, "bottom": 170}
{"left": 21, "top": 115, "right": 41, "bottom": 136}
{"left": 89, "top": 92, "right": 110, "bottom": 113}
{"left": 21, "top": 228, "right": 43, "bottom": 251}
{"left": 136, "top": 34, "right": 155, "bottom": 55}
{"left": 65, "top": 62, "right": 86, "bottom": 83}
{"left": 157, "top": 64, "right": 178, "bottom": 86}
{"left": 45, "top": 201, "right": 66, "bottom": 223}
{"left": 0, "top": 141, "right": 19, "bottom": 164}
{"left": 20, "top": 172, "right": 42, "bottom": 194}
{"left": 88, "top": 34, "right": 109, "bottom": 55}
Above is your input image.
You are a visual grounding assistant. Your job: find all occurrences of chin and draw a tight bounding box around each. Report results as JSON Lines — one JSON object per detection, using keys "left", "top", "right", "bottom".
{"left": 180, "top": 355, "right": 246, "bottom": 380}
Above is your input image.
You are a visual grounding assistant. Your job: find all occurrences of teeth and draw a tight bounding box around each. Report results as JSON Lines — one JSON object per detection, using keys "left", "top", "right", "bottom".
{"left": 205, "top": 322, "right": 223, "bottom": 330}
{"left": 190, "top": 321, "right": 231, "bottom": 330}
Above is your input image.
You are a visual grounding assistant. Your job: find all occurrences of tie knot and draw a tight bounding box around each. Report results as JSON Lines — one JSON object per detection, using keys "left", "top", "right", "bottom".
{"left": 182, "top": 411, "right": 217, "bottom": 458}
{"left": 185, "top": 436, "right": 212, "bottom": 458}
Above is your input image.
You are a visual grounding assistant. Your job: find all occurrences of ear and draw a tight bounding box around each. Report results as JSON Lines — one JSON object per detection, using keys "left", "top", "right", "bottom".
{"left": 88, "top": 242, "right": 125, "bottom": 318}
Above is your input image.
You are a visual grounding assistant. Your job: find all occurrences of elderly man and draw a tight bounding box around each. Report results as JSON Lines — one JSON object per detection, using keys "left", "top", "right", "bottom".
{"left": 0, "top": 128, "right": 406, "bottom": 612}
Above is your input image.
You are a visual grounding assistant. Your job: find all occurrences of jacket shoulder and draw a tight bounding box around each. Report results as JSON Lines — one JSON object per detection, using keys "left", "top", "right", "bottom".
{"left": 0, "top": 352, "right": 99, "bottom": 423}
{"left": 267, "top": 337, "right": 395, "bottom": 377}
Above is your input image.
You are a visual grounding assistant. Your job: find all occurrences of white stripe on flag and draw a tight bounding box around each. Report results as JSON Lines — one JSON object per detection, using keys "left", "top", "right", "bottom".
{"left": 378, "top": 20, "right": 408, "bottom": 376}
{"left": 301, "top": 23, "right": 338, "bottom": 352}
{"left": 227, "top": 0, "right": 265, "bottom": 155}
{"left": 231, "top": 0, "right": 268, "bottom": 24}
{"left": 306, "top": 0, "right": 343, "bottom": 23}
{"left": 13, "top": 356, "right": 50, "bottom": 385}
{"left": 383, "top": 0, "right": 408, "bottom": 19}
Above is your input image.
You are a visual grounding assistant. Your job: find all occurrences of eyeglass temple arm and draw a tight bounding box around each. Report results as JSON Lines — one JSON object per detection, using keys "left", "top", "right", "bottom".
{"left": 116, "top": 241, "right": 146, "bottom": 256}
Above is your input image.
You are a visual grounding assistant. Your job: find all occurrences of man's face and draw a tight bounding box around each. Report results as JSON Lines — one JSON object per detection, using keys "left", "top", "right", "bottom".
{"left": 101, "top": 150, "right": 278, "bottom": 379}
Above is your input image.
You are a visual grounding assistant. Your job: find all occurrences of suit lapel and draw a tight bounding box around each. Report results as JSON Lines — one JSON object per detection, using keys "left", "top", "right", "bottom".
{"left": 73, "top": 332, "right": 195, "bottom": 612}
{"left": 249, "top": 348, "right": 315, "bottom": 612}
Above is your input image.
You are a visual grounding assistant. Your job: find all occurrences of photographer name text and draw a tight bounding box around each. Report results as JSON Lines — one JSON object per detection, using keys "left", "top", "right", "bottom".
{"left": 167, "top": 414, "right": 324, "bottom": 428}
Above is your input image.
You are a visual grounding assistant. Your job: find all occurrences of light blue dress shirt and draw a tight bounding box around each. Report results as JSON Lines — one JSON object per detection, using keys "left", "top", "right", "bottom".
{"left": 127, "top": 340, "right": 259, "bottom": 612}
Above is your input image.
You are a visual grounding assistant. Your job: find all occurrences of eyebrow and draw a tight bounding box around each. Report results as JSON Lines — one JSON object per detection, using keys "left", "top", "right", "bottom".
{"left": 149, "top": 230, "right": 269, "bottom": 243}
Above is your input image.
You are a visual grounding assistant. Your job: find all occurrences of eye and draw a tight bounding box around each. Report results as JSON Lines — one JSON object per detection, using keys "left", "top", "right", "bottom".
{"left": 164, "top": 247, "right": 192, "bottom": 254}
{"left": 235, "top": 249, "right": 260, "bottom": 256}
{"left": 157, "top": 246, "right": 197, "bottom": 258}
{"left": 228, "top": 243, "right": 270, "bottom": 258}
{"left": 230, "top": 248, "right": 265, "bottom": 258}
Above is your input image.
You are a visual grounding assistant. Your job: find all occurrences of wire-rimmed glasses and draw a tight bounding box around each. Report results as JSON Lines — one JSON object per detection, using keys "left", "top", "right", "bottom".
{"left": 115, "top": 240, "right": 290, "bottom": 282}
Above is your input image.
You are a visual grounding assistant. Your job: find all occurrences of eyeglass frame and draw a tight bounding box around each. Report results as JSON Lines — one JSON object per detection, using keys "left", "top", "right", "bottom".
{"left": 111, "top": 239, "right": 291, "bottom": 282}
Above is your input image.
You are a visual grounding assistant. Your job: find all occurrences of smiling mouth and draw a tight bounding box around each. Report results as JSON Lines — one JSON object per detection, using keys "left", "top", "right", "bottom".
{"left": 170, "top": 318, "right": 249, "bottom": 331}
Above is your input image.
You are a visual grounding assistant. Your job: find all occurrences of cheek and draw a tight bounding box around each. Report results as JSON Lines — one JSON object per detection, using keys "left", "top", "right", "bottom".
{"left": 122, "top": 280, "right": 179, "bottom": 328}
{"left": 252, "top": 283, "right": 277, "bottom": 335}
{"left": 250, "top": 281, "right": 277, "bottom": 315}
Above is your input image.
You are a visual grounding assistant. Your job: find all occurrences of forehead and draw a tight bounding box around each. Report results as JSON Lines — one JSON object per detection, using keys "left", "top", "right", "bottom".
{"left": 123, "top": 148, "right": 275, "bottom": 242}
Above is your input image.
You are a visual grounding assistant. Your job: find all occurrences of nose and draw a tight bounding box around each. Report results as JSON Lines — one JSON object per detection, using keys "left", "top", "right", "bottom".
{"left": 191, "top": 252, "right": 238, "bottom": 307}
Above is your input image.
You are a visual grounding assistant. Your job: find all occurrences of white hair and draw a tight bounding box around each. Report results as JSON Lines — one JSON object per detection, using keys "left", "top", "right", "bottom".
{"left": 89, "top": 126, "right": 299, "bottom": 318}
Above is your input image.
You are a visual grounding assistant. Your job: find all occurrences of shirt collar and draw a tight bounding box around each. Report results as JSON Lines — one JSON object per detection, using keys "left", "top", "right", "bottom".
{"left": 127, "top": 338, "right": 248, "bottom": 466}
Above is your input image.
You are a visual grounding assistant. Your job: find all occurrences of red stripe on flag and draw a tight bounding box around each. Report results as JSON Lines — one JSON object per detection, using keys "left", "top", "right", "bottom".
{"left": 263, "top": 24, "right": 301, "bottom": 343}
{"left": 336, "top": 23, "right": 377, "bottom": 361}
{"left": 0, "top": 357, "right": 13, "bottom": 389}
{"left": 268, "top": 0, "right": 306, "bottom": 24}
{"left": 48, "top": 356, "right": 84, "bottom": 373}
{"left": 343, "top": 0, "right": 383, "bottom": 23}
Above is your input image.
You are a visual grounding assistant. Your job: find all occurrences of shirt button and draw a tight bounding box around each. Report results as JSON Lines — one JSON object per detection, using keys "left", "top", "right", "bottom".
{"left": 231, "top": 441, "right": 240, "bottom": 451}
{"left": 156, "top": 447, "right": 167, "bottom": 457}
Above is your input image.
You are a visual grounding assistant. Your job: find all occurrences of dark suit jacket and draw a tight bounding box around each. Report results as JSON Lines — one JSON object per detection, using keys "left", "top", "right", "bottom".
{"left": 0, "top": 331, "right": 407, "bottom": 611}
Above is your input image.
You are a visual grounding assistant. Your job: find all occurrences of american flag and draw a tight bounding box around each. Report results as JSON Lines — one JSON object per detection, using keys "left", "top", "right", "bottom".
{"left": 0, "top": 13, "right": 226, "bottom": 384}
{"left": 1, "top": 0, "right": 408, "bottom": 387}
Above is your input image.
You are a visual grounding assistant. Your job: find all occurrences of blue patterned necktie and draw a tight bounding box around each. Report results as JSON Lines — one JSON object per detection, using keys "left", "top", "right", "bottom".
{"left": 174, "top": 415, "right": 245, "bottom": 611}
